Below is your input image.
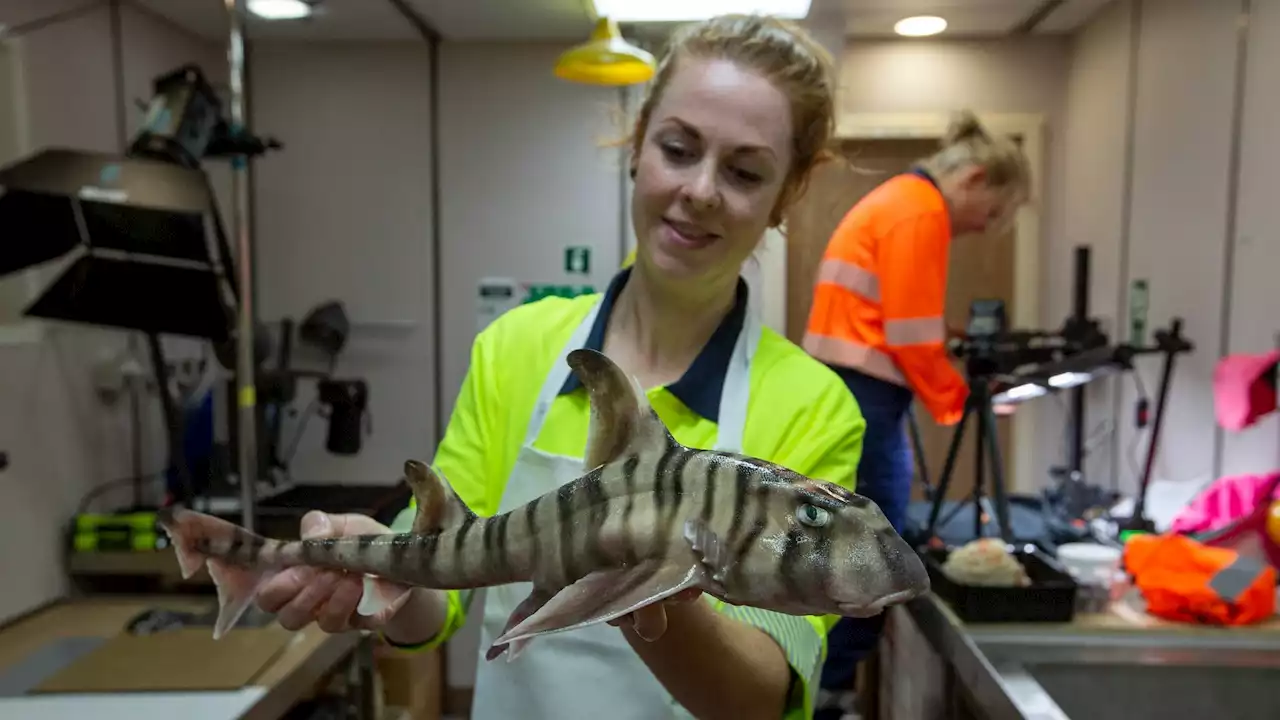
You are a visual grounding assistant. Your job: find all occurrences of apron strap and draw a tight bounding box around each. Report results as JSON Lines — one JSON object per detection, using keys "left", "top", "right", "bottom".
{"left": 713, "top": 285, "right": 763, "bottom": 453}
{"left": 523, "top": 298, "right": 604, "bottom": 448}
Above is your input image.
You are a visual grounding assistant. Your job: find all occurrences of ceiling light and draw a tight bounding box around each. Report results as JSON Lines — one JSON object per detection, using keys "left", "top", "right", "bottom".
{"left": 591, "top": 1, "right": 812, "bottom": 23}
{"left": 893, "top": 15, "right": 947, "bottom": 37}
{"left": 247, "top": 0, "right": 313, "bottom": 21}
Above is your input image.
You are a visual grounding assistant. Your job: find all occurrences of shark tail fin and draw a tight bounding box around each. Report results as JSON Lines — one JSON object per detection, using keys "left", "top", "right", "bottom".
{"left": 157, "top": 507, "right": 283, "bottom": 640}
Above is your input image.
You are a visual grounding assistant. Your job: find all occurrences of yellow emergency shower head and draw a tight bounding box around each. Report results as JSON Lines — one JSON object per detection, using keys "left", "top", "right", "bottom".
{"left": 554, "top": 17, "right": 655, "bottom": 86}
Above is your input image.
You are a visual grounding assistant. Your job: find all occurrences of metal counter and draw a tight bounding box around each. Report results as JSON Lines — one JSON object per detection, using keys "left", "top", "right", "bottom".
{"left": 901, "top": 593, "right": 1280, "bottom": 720}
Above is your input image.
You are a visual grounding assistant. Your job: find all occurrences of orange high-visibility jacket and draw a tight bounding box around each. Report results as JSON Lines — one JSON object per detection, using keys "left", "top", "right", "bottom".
{"left": 804, "top": 171, "right": 967, "bottom": 425}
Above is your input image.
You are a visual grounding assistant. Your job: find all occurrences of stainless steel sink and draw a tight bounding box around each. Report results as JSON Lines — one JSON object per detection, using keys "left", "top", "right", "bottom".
{"left": 975, "top": 632, "right": 1280, "bottom": 720}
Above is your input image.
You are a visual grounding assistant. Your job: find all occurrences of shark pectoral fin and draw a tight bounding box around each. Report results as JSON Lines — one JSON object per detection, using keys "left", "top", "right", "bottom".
{"left": 566, "top": 348, "right": 677, "bottom": 469}
{"left": 356, "top": 576, "right": 415, "bottom": 622}
{"left": 484, "top": 587, "right": 555, "bottom": 662}
{"left": 403, "top": 459, "right": 477, "bottom": 533}
{"left": 491, "top": 560, "right": 704, "bottom": 651}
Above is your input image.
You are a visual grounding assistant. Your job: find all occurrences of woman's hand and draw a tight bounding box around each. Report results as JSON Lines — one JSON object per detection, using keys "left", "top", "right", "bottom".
{"left": 256, "top": 511, "right": 390, "bottom": 633}
{"left": 256, "top": 511, "right": 446, "bottom": 643}
{"left": 606, "top": 589, "right": 704, "bottom": 641}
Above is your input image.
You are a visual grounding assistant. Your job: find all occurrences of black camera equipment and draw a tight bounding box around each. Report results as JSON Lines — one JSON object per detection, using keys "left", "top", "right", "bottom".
{"left": 923, "top": 299, "right": 1021, "bottom": 543}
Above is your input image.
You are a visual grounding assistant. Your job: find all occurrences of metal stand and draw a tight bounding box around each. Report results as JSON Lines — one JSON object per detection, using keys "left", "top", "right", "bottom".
{"left": 1119, "top": 319, "right": 1193, "bottom": 534}
{"left": 225, "top": 0, "right": 259, "bottom": 533}
{"left": 923, "top": 378, "right": 1014, "bottom": 543}
{"left": 906, "top": 406, "right": 934, "bottom": 501}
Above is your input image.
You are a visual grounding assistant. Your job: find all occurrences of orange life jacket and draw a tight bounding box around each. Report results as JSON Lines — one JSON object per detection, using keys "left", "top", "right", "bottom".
{"left": 1124, "top": 532, "right": 1276, "bottom": 626}
{"left": 803, "top": 172, "right": 967, "bottom": 425}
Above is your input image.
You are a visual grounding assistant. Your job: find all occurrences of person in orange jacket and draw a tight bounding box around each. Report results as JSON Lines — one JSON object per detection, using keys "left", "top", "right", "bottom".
{"left": 807, "top": 111, "right": 1031, "bottom": 716}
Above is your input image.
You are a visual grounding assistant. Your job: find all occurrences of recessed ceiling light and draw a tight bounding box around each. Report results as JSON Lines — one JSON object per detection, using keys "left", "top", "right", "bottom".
{"left": 591, "top": 1, "right": 812, "bottom": 23}
{"left": 247, "top": 0, "right": 313, "bottom": 21}
{"left": 894, "top": 15, "right": 947, "bottom": 37}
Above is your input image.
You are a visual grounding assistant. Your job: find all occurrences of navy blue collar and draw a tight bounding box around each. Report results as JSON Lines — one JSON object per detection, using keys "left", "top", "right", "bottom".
{"left": 558, "top": 267, "right": 749, "bottom": 422}
{"left": 908, "top": 166, "right": 940, "bottom": 189}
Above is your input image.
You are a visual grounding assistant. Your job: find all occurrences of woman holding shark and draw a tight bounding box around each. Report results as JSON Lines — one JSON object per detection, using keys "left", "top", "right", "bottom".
{"left": 248, "top": 14, "right": 886, "bottom": 720}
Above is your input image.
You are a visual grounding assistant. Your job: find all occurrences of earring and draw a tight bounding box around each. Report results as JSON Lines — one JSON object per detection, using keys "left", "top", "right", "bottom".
{"left": 629, "top": 166, "right": 637, "bottom": 180}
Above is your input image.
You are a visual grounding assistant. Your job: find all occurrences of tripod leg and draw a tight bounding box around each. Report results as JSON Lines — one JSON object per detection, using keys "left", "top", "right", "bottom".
{"left": 906, "top": 406, "right": 932, "bottom": 500}
{"left": 925, "top": 404, "right": 970, "bottom": 538}
{"left": 973, "top": 405, "right": 986, "bottom": 539}
{"left": 982, "top": 402, "right": 1014, "bottom": 543}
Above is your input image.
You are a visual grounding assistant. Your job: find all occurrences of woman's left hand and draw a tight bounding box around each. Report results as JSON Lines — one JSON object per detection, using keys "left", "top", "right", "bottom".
{"left": 607, "top": 589, "right": 704, "bottom": 641}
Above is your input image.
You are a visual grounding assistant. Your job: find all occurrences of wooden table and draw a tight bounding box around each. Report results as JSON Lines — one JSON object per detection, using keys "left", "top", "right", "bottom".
{"left": 0, "top": 596, "right": 362, "bottom": 720}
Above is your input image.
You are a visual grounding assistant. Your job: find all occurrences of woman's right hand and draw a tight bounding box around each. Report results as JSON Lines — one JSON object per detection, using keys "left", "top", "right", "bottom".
{"left": 256, "top": 510, "right": 445, "bottom": 642}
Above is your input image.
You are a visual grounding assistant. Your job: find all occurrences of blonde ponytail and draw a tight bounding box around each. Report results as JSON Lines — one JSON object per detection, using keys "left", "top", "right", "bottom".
{"left": 922, "top": 110, "right": 1030, "bottom": 193}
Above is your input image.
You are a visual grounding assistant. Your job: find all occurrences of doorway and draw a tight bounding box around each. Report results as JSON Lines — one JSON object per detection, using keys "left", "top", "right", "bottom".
{"left": 784, "top": 138, "right": 1017, "bottom": 503}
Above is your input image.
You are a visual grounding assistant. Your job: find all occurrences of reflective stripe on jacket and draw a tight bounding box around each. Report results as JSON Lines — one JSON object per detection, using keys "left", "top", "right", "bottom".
{"left": 803, "top": 172, "right": 968, "bottom": 425}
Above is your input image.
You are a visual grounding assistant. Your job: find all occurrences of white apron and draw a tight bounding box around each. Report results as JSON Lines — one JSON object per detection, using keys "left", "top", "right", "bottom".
{"left": 469, "top": 286, "right": 763, "bottom": 720}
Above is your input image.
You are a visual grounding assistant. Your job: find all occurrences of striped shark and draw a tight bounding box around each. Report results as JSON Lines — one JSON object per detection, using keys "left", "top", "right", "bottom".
{"left": 158, "top": 348, "right": 930, "bottom": 659}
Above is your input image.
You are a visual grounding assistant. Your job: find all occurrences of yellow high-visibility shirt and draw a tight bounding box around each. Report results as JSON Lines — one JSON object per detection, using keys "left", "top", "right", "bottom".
{"left": 389, "top": 267, "right": 865, "bottom": 719}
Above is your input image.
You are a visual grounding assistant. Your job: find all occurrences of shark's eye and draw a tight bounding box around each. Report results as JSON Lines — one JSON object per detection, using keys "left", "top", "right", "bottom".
{"left": 796, "top": 504, "right": 830, "bottom": 528}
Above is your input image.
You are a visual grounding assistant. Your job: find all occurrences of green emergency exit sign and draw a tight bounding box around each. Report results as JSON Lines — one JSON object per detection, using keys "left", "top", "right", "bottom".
{"left": 564, "top": 246, "right": 592, "bottom": 276}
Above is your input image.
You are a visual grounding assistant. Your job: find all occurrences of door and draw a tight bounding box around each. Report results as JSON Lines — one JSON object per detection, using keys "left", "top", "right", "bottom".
{"left": 784, "top": 138, "right": 1017, "bottom": 504}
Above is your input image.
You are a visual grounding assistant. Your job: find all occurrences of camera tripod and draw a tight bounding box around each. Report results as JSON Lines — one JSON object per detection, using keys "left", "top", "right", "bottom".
{"left": 922, "top": 376, "right": 1014, "bottom": 543}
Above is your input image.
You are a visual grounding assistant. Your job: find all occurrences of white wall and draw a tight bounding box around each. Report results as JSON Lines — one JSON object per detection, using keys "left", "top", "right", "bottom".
{"left": 437, "top": 42, "right": 627, "bottom": 419}
{"left": 1057, "top": 0, "right": 1134, "bottom": 487}
{"left": 1062, "top": 0, "right": 1280, "bottom": 500}
{"left": 251, "top": 41, "right": 437, "bottom": 485}
{"left": 0, "top": 0, "right": 227, "bottom": 624}
{"left": 1223, "top": 0, "right": 1280, "bottom": 478}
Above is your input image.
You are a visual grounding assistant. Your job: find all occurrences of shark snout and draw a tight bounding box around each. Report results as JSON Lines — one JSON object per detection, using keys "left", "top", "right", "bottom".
{"left": 878, "top": 527, "right": 930, "bottom": 597}
{"left": 830, "top": 521, "right": 930, "bottom": 616}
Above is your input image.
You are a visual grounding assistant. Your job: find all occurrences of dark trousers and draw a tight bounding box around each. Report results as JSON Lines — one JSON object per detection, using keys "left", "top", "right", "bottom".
{"left": 819, "top": 367, "right": 915, "bottom": 698}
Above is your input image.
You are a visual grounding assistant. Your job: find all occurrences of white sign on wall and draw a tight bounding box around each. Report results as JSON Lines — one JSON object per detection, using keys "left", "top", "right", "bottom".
{"left": 476, "top": 277, "right": 520, "bottom": 334}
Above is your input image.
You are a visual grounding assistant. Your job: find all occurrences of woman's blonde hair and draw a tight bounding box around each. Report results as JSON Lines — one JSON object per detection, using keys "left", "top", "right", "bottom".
{"left": 628, "top": 14, "right": 838, "bottom": 226}
{"left": 921, "top": 110, "right": 1031, "bottom": 196}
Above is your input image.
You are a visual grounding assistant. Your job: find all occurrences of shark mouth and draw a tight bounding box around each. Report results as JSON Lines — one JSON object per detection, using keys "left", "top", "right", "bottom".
{"left": 837, "top": 589, "right": 920, "bottom": 618}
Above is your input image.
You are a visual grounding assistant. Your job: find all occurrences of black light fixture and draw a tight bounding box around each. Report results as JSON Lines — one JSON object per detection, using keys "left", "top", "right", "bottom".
{"left": 0, "top": 61, "right": 280, "bottom": 516}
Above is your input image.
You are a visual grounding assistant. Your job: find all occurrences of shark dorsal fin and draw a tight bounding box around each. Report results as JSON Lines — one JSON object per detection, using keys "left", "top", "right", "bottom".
{"left": 567, "top": 348, "right": 675, "bottom": 470}
{"left": 404, "top": 459, "right": 477, "bottom": 533}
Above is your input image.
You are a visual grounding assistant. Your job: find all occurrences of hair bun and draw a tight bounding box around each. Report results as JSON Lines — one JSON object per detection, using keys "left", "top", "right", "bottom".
{"left": 942, "top": 110, "right": 987, "bottom": 146}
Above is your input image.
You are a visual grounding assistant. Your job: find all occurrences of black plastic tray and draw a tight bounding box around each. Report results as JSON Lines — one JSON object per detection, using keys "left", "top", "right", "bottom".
{"left": 922, "top": 546, "right": 1078, "bottom": 623}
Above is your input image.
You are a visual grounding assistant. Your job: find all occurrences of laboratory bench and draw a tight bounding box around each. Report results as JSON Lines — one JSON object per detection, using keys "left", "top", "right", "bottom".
{"left": 0, "top": 594, "right": 441, "bottom": 720}
{"left": 866, "top": 592, "right": 1280, "bottom": 720}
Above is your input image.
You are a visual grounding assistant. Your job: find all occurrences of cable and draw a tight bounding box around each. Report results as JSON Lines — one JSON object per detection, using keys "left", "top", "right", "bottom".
{"left": 281, "top": 397, "right": 320, "bottom": 467}
{"left": 75, "top": 472, "right": 167, "bottom": 516}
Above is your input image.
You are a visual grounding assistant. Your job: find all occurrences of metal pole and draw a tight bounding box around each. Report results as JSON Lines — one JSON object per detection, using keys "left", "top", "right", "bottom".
{"left": 226, "top": 0, "right": 257, "bottom": 532}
